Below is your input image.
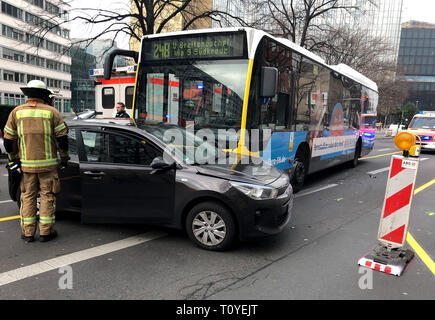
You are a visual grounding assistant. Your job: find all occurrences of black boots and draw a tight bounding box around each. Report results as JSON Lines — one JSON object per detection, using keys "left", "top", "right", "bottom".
{"left": 21, "top": 234, "right": 35, "bottom": 243}
{"left": 39, "top": 230, "right": 58, "bottom": 242}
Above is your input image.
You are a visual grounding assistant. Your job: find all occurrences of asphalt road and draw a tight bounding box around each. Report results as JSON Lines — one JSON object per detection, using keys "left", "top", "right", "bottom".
{"left": 0, "top": 136, "right": 434, "bottom": 300}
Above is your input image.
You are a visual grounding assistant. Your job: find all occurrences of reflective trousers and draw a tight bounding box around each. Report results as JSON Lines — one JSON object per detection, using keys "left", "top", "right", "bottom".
{"left": 20, "top": 170, "right": 60, "bottom": 237}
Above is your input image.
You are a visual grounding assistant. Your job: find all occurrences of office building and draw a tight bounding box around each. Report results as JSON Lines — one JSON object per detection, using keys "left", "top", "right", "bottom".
{"left": 70, "top": 46, "right": 96, "bottom": 112}
{"left": 397, "top": 21, "right": 435, "bottom": 111}
{"left": 0, "top": 0, "right": 72, "bottom": 112}
{"left": 321, "top": 0, "right": 404, "bottom": 63}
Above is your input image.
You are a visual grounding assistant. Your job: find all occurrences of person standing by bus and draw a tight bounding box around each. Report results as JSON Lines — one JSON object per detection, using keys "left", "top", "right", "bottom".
{"left": 115, "top": 102, "right": 130, "bottom": 118}
{"left": 3, "top": 80, "right": 69, "bottom": 243}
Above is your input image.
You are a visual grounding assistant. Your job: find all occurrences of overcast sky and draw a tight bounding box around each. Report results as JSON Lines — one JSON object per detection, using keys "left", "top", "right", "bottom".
{"left": 402, "top": 0, "right": 435, "bottom": 24}
{"left": 69, "top": 0, "right": 435, "bottom": 50}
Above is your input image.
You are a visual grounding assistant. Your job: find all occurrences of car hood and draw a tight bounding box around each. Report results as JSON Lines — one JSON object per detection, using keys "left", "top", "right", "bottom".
{"left": 193, "top": 159, "right": 284, "bottom": 186}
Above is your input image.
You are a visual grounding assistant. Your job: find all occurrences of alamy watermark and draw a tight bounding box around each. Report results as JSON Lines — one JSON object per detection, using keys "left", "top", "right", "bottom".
{"left": 160, "top": 122, "right": 274, "bottom": 174}
{"left": 58, "top": 265, "right": 73, "bottom": 290}
{"left": 358, "top": 267, "right": 373, "bottom": 290}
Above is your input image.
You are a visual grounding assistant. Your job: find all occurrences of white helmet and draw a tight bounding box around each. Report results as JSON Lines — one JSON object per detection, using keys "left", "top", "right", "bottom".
{"left": 20, "top": 80, "right": 52, "bottom": 98}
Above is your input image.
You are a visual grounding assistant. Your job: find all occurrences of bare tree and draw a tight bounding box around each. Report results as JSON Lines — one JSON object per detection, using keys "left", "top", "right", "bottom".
{"left": 311, "top": 26, "right": 408, "bottom": 120}
{"left": 25, "top": 0, "right": 254, "bottom": 53}
{"left": 314, "top": 27, "right": 395, "bottom": 79}
{"left": 249, "top": 0, "right": 377, "bottom": 49}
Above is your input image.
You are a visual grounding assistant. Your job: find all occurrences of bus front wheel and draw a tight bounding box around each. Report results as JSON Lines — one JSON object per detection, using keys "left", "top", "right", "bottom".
{"left": 291, "top": 151, "right": 308, "bottom": 193}
{"left": 350, "top": 140, "right": 362, "bottom": 168}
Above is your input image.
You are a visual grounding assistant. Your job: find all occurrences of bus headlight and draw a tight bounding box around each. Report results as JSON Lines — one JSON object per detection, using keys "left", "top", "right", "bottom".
{"left": 230, "top": 181, "right": 278, "bottom": 200}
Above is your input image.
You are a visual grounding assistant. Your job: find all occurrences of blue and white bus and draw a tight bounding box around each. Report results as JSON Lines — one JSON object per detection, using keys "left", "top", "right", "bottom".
{"left": 104, "top": 28, "right": 378, "bottom": 191}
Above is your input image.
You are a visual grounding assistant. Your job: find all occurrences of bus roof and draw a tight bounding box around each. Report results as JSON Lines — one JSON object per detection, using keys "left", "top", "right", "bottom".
{"left": 141, "top": 27, "right": 378, "bottom": 93}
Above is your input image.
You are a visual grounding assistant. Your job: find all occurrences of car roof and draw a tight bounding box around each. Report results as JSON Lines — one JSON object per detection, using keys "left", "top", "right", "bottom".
{"left": 65, "top": 120, "right": 187, "bottom": 151}
{"left": 66, "top": 120, "right": 165, "bottom": 145}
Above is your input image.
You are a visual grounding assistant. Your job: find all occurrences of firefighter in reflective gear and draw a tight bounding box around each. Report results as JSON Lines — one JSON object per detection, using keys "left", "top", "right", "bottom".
{"left": 3, "top": 80, "right": 69, "bottom": 243}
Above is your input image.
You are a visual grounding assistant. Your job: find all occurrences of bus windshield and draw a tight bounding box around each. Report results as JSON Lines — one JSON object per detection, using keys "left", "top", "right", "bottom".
{"left": 133, "top": 59, "right": 249, "bottom": 132}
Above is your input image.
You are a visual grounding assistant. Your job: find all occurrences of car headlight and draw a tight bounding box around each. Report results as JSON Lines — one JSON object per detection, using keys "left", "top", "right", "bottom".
{"left": 230, "top": 181, "right": 278, "bottom": 200}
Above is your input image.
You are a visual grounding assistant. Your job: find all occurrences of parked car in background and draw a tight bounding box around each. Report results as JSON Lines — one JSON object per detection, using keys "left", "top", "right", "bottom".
{"left": 385, "top": 124, "right": 405, "bottom": 137}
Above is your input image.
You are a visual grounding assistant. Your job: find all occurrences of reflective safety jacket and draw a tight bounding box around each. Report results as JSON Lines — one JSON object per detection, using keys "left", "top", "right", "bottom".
{"left": 3, "top": 98, "right": 69, "bottom": 173}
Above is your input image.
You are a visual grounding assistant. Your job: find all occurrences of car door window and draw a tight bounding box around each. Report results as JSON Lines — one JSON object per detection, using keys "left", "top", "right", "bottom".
{"left": 81, "top": 130, "right": 162, "bottom": 165}
{"left": 82, "top": 131, "right": 107, "bottom": 162}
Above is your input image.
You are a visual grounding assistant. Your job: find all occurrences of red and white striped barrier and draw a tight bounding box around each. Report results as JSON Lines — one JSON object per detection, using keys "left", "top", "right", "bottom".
{"left": 377, "top": 155, "right": 419, "bottom": 249}
{"left": 358, "top": 257, "right": 401, "bottom": 276}
{"left": 358, "top": 154, "right": 418, "bottom": 276}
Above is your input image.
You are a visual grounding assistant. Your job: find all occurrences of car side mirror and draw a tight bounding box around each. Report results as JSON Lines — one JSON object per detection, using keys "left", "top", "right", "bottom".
{"left": 151, "top": 157, "right": 175, "bottom": 170}
{"left": 260, "top": 67, "right": 278, "bottom": 98}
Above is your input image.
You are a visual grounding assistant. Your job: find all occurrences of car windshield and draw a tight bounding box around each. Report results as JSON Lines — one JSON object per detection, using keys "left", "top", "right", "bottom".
{"left": 140, "top": 124, "right": 228, "bottom": 165}
{"left": 409, "top": 117, "right": 435, "bottom": 129}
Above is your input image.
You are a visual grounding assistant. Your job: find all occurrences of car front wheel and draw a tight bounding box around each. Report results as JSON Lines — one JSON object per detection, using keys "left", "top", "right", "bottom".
{"left": 186, "top": 202, "right": 236, "bottom": 251}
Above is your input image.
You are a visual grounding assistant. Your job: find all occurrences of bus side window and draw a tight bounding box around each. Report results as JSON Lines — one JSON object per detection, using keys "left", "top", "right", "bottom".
{"left": 261, "top": 40, "right": 292, "bottom": 130}
{"left": 295, "top": 58, "right": 315, "bottom": 132}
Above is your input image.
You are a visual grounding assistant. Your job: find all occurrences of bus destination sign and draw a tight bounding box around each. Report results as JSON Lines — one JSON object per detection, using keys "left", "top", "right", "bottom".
{"left": 143, "top": 32, "right": 246, "bottom": 61}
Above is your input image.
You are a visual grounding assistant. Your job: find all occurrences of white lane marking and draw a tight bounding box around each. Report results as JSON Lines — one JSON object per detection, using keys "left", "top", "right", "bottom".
{"left": 295, "top": 184, "right": 339, "bottom": 198}
{"left": 0, "top": 231, "right": 166, "bottom": 287}
{"left": 0, "top": 200, "right": 13, "bottom": 204}
{"left": 2, "top": 174, "right": 8, "bottom": 177}
{"left": 378, "top": 148, "right": 393, "bottom": 152}
{"left": 367, "top": 158, "right": 429, "bottom": 175}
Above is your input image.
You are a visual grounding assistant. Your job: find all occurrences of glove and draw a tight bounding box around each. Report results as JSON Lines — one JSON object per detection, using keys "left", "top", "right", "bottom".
{"left": 59, "top": 157, "right": 70, "bottom": 170}
{"left": 6, "top": 158, "right": 21, "bottom": 173}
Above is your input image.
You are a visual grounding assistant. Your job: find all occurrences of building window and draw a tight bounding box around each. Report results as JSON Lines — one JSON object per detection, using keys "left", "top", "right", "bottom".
{"left": 4, "top": 93, "right": 25, "bottom": 106}
{"left": 27, "top": 54, "right": 45, "bottom": 67}
{"left": 1, "top": 2, "right": 23, "bottom": 20}
{"left": 2, "top": 47, "right": 25, "bottom": 62}
{"left": 2, "top": 25, "right": 24, "bottom": 42}
{"left": 63, "top": 99, "right": 70, "bottom": 113}
{"left": 47, "top": 78, "right": 62, "bottom": 89}
{"left": 26, "top": 0, "right": 44, "bottom": 9}
{"left": 26, "top": 33, "right": 44, "bottom": 47}
{"left": 47, "top": 59, "right": 61, "bottom": 71}
{"left": 27, "top": 74, "right": 45, "bottom": 82}
{"left": 3, "top": 71, "right": 25, "bottom": 83}
{"left": 54, "top": 98, "right": 61, "bottom": 111}
{"left": 45, "top": 2, "right": 60, "bottom": 16}
{"left": 45, "top": 40, "right": 63, "bottom": 54}
{"left": 25, "top": 12, "right": 43, "bottom": 27}
{"left": 62, "top": 29, "right": 70, "bottom": 39}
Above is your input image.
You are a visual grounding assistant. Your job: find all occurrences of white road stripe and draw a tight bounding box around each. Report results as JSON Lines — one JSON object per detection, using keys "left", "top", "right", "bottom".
{"left": 367, "top": 158, "right": 429, "bottom": 175}
{"left": 0, "top": 231, "right": 166, "bottom": 287}
{"left": 295, "top": 184, "right": 339, "bottom": 198}
{"left": 378, "top": 148, "right": 393, "bottom": 152}
{"left": 0, "top": 200, "right": 13, "bottom": 204}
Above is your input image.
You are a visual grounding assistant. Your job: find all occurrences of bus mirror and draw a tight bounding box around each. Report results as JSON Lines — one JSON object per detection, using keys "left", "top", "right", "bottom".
{"left": 260, "top": 67, "right": 278, "bottom": 98}
{"left": 104, "top": 49, "right": 139, "bottom": 80}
